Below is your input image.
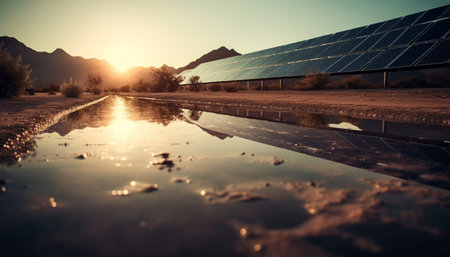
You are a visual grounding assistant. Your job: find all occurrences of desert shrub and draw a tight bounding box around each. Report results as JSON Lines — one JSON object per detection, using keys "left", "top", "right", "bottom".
{"left": 91, "top": 86, "right": 102, "bottom": 95}
{"left": 86, "top": 73, "right": 103, "bottom": 94}
{"left": 294, "top": 72, "right": 329, "bottom": 90}
{"left": 209, "top": 84, "right": 222, "bottom": 92}
{"left": 60, "top": 79, "right": 83, "bottom": 98}
{"left": 328, "top": 75, "right": 371, "bottom": 89}
{"left": 25, "top": 87, "right": 35, "bottom": 95}
{"left": 0, "top": 43, "right": 33, "bottom": 97}
{"left": 238, "top": 84, "right": 248, "bottom": 91}
{"left": 149, "top": 66, "right": 183, "bottom": 92}
{"left": 188, "top": 75, "right": 201, "bottom": 92}
{"left": 265, "top": 83, "right": 281, "bottom": 90}
{"left": 42, "top": 83, "right": 60, "bottom": 94}
{"left": 119, "top": 85, "right": 131, "bottom": 92}
{"left": 223, "top": 84, "right": 238, "bottom": 92}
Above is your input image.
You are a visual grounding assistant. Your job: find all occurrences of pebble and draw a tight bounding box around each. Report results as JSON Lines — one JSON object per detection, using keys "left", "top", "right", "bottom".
{"left": 153, "top": 152, "right": 170, "bottom": 159}
{"left": 142, "top": 184, "right": 159, "bottom": 192}
{"left": 272, "top": 157, "right": 284, "bottom": 165}
{"left": 76, "top": 153, "right": 88, "bottom": 159}
{"left": 240, "top": 227, "right": 248, "bottom": 238}
{"left": 253, "top": 243, "right": 263, "bottom": 252}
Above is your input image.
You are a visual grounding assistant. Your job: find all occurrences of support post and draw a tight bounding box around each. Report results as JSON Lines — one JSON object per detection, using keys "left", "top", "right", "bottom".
{"left": 383, "top": 71, "right": 390, "bottom": 88}
{"left": 247, "top": 81, "right": 249, "bottom": 90}
{"left": 261, "top": 80, "right": 264, "bottom": 91}
{"left": 279, "top": 78, "right": 283, "bottom": 90}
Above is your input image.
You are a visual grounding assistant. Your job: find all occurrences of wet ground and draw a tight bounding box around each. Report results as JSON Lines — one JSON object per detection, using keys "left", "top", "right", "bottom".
{"left": 1, "top": 96, "right": 449, "bottom": 257}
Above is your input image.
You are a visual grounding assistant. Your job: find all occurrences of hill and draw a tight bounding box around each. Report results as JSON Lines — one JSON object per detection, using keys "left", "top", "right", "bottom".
{"left": 1, "top": 36, "right": 240, "bottom": 87}
{"left": 176, "top": 46, "right": 240, "bottom": 74}
{"left": 0, "top": 36, "right": 117, "bottom": 87}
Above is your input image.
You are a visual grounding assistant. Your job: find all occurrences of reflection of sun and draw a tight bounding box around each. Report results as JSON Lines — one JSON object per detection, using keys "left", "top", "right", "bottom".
{"left": 109, "top": 97, "right": 133, "bottom": 140}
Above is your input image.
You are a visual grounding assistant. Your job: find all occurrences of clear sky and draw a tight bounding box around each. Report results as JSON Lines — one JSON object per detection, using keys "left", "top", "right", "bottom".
{"left": 0, "top": 0, "right": 448, "bottom": 71}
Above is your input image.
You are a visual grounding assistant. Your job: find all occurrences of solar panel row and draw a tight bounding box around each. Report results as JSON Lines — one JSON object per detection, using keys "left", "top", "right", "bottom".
{"left": 181, "top": 5, "right": 450, "bottom": 84}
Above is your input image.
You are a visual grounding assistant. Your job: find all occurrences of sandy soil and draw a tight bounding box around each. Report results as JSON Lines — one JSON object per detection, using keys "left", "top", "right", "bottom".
{"left": 124, "top": 88, "right": 450, "bottom": 126}
{"left": 0, "top": 93, "right": 106, "bottom": 164}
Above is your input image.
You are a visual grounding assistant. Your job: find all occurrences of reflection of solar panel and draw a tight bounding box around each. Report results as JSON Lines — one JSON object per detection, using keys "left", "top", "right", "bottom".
{"left": 181, "top": 4, "right": 450, "bottom": 84}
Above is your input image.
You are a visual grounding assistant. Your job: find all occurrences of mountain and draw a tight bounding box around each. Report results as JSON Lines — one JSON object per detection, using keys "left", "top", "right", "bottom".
{"left": 1, "top": 36, "right": 239, "bottom": 87}
{"left": 0, "top": 36, "right": 117, "bottom": 87}
{"left": 176, "top": 46, "right": 240, "bottom": 74}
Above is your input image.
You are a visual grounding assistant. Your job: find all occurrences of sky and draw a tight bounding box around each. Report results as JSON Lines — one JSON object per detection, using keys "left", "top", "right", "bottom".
{"left": 0, "top": 0, "right": 448, "bottom": 71}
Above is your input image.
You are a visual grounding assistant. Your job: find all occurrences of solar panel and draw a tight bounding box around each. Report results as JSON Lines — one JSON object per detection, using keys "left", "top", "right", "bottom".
{"left": 351, "top": 34, "right": 383, "bottom": 53}
{"left": 416, "top": 18, "right": 450, "bottom": 42}
{"left": 309, "top": 34, "right": 332, "bottom": 46}
{"left": 181, "top": 4, "right": 450, "bottom": 84}
{"left": 416, "top": 38, "right": 450, "bottom": 65}
{"left": 324, "top": 54, "right": 360, "bottom": 73}
{"left": 388, "top": 42, "right": 435, "bottom": 68}
{"left": 339, "top": 27, "right": 364, "bottom": 41}
{"left": 362, "top": 47, "right": 408, "bottom": 70}
{"left": 390, "top": 12, "right": 423, "bottom": 29}
{"left": 332, "top": 37, "right": 366, "bottom": 55}
{"left": 357, "top": 22, "right": 384, "bottom": 36}
{"left": 306, "top": 44, "right": 332, "bottom": 59}
{"left": 415, "top": 5, "right": 448, "bottom": 24}
{"left": 370, "top": 29, "right": 404, "bottom": 50}
{"left": 323, "top": 30, "right": 348, "bottom": 43}
{"left": 341, "top": 51, "right": 381, "bottom": 72}
{"left": 375, "top": 18, "right": 401, "bottom": 33}
{"left": 317, "top": 41, "right": 346, "bottom": 57}
{"left": 391, "top": 23, "right": 429, "bottom": 46}
{"left": 314, "top": 57, "right": 341, "bottom": 72}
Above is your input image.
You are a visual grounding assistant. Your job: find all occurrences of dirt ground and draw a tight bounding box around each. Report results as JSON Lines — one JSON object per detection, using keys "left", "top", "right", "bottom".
{"left": 125, "top": 88, "right": 450, "bottom": 126}
{"left": 0, "top": 93, "right": 106, "bottom": 164}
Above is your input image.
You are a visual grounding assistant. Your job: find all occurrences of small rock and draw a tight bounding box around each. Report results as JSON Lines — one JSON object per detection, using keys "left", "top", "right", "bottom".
{"left": 153, "top": 152, "right": 170, "bottom": 159}
{"left": 240, "top": 227, "right": 248, "bottom": 238}
{"left": 142, "top": 184, "right": 159, "bottom": 192}
{"left": 76, "top": 153, "right": 88, "bottom": 159}
{"left": 272, "top": 157, "right": 284, "bottom": 165}
{"left": 307, "top": 181, "right": 316, "bottom": 187}
{"left": 240, "top": 152, "right": 246, "bottom": 155}
{"left": 253, "top": 243, "right": 263, "bottom": 252}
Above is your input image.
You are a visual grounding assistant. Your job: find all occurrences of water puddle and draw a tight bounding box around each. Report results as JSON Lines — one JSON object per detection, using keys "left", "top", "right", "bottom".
{"left": 1, "top": 96, "right": 449, "bottom": 257}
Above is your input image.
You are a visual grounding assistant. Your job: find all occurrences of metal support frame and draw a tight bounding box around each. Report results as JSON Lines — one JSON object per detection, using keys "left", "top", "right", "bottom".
{"left": 383, "top": 71, "right": 390, "bottom": 88}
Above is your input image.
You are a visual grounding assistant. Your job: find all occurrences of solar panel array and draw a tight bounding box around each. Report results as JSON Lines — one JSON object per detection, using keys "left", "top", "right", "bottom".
{"left": 181, "top": 4, "right": 450, "bottom": 84}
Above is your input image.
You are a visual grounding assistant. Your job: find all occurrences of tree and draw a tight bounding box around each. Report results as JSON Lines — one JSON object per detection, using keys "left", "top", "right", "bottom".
{"left": 87, "top": 73, "right": 103, "bottom": 95}
{"left": 0, "top": 43, "right": 33, "bottom": 97}
{"left": 188, "top": 75, "right": 201, "bottom": 92}
{"left": 149, "top": 65, "right": 183, "bottom": 92}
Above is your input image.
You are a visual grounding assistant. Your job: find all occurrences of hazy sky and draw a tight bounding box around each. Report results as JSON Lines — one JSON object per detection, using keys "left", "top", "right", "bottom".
{"left": 0, "top": 0, "right": 448, "bottom": 71}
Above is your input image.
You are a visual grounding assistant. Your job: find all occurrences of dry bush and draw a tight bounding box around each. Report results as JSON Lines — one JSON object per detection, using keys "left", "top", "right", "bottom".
{"left": 119, "top": 85, "right": 131, "bottom": 92}
{"left": 0, "top": 43, "right": 33, "bottom": 97}
{"left": 293, "top": 72, "right": 329, "bottom": 90}
{"left": 223, "top": 84, "right": 238, "bottom": 92}
{"left": 60, "top": 79, "right": 83, "bottom": 98}
{"left": 209, "top": 84, "right": 222, "bottom": 92}
{"left": 188, "top": 75, "right": 201, "bottom": 92}
{"left": 327, "top": 75, "right": 372, "bottom": 89}
{"left": 265, "top": 83, "right": 281, "bottom": 90}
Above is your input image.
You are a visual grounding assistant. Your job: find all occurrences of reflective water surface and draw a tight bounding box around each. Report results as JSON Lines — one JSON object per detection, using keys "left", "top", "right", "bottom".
{"left": 1, "top": 96, "right": 449, "bottom": 257}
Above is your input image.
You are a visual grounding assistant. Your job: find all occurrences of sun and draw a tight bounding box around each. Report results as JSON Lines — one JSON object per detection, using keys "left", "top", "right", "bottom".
{"left": 112, "top": 62, "right": 132, "bottom": 73}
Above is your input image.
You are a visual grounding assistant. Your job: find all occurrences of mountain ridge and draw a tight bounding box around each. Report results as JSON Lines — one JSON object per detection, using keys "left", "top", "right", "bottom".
{"left": 176, "top": 46, "right": 240, "bottom": 74}
{"left": 0, "top": 36, "right": 240, "bottom": 87}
